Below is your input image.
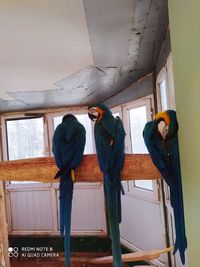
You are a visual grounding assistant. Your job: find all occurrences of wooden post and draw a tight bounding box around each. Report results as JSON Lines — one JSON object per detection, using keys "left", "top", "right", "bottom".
{"left": 0, "top": 181, "right": 10, "bottom": 267}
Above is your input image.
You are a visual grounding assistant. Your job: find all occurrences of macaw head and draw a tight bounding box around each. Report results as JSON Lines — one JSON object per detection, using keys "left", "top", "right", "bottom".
{"left": 155, "top": 110, "right": 178, "bottom": 139}
{"left": 62, "top": 113, "right": 76, "bottom": 122}
{"left": 88, "top": 103, "right": 112, "bottom": 122}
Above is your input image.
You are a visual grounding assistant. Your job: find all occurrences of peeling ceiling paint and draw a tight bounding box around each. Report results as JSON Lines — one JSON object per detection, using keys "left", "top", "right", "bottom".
{"left": 0, "top": 0, "right": 168, "bottom": 112}
{"left": 84, "top": 0, "right": 134, "bottom": 66}
{"left": 0, "top": 0, "right": 93, "bottom": 94}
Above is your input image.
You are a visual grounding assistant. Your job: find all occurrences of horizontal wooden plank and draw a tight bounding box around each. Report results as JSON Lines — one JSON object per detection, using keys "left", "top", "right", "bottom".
{"left": 0, "top": 154, "right": 161, "bottom": 183}
{"left": 87, "top": 247, "right": 173, "bottom": 264}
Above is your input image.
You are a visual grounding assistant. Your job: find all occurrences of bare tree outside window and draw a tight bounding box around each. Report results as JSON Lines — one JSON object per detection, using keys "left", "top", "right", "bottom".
{"left": 6, "top": 117, "right": 45, "bottom": 184}
{"left": 6, "top": 118, "right": 45, "bottom": 160}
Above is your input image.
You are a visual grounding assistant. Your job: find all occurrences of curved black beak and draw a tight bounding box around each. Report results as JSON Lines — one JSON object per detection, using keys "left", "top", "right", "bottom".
{"left": 88, "top": 112, "right": 98, "bottom": 121}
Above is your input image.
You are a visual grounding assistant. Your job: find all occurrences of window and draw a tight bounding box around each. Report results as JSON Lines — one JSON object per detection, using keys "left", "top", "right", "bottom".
{"left": 159, "top": 79, "right": 168, "bottom": 111}
{"left": 125, "top": 99, "right": 153, "bottom": 191}
{"left": 6, "top": 117, "right": 45, "bottom": 160}
{"left": 53, "top": 116, "right": 62, "bottom": 129}
{"left": 6, "top": 117, "right": 45, "bottom": 184}
{"left": 76, "top": 114, "right": 93, "bottom": 154}
{"left": 134, "top": 179, "right": 153, "bottom": 191}
{"left": 156, "top": 67, "right": 172, "bottom": 112}
{"left": 156, "top": 64, "right": 175, "bottom": 142}
{"left": 129, "top": 106, "right": 148, "bottom": 154}
{"left": 53, "top": 113, "right": 94, "bottom": 154}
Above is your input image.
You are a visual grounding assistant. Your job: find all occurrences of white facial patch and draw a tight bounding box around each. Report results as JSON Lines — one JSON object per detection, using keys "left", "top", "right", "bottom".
{"left": 89, "top": 107, "right": 99, "bottom": 116}
{"left": 88, "top": 107, "right": 99, "bottom": 121}
{"left": 158, "top": 121, "right": 169, "bottom": 140}
{"left": 161, "top": 125, "right": 169, "bottom": 140}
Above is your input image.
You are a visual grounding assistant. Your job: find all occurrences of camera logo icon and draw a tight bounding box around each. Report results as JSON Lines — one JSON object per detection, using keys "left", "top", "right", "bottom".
{"left": 8, "top": 247, "right": 19, "bottom": 257}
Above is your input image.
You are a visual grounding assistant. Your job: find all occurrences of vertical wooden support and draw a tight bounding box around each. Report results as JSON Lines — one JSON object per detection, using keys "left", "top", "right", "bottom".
{"left": 0, "top": 181, "right": 10, "bottom": 267}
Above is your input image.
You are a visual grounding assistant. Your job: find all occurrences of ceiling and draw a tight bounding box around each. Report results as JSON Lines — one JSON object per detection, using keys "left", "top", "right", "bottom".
{"left": 0, "top": 0, "right": 168, "bottom": 112}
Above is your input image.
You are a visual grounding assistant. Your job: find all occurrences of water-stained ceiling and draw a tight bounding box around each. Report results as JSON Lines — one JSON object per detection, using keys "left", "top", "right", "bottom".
{"left": 0, "top": 0, "right": 168, "bottom": 112}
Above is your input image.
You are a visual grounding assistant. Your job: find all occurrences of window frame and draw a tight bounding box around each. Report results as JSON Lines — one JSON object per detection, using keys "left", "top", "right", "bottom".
{"left": 6, "top": 116, "right": 46, "bottom": 160}
{"left": 121, "top": 97, "right": 160, "bottom": 202}
{"left": 156, "top": 67, "right": 169, "bottom": 112}
{"left": 157, "top": 53, "right": 176, "bottom": 112}
{"left": 166, "top": 53, "right": 176, "bottom": 110}
{"left": 1, "top": 113, "right": 50, "bottom": 189}
{"left": 156, "top": 54, "right": 179, "bottom": 266}
{"left": 156, "top": 57, "right": 177, "bottom": 205}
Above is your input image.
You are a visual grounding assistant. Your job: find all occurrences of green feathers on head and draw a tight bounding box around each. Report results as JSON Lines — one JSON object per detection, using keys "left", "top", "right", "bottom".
{"left": 88, "top": 103, "right": 112, "bottom": 114}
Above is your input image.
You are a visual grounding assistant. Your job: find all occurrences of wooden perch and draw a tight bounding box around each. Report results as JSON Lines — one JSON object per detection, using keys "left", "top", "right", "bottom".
{"left": 87, "top": 247, "right": 173, "bottom": 264}
{"left": 0, "top": 154, "right": 161, "bottom": 183}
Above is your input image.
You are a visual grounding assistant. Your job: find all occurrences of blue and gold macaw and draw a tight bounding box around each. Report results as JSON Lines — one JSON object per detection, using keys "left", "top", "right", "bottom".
{"left": 88, "top": 103, "right": 126, "bottom": 267}
{"left": 143, "top": 110, "right": 187, "bottom": 264}
{"left": 52, "top": 114, "right": 86, "bottom": 267}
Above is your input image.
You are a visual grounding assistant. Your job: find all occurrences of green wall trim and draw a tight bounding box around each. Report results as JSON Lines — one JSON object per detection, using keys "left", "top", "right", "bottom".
{"left": 168, "top": 1, "right": 200, "bottom": 266}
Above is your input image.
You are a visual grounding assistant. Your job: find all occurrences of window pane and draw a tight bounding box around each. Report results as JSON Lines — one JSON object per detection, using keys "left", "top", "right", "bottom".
{"left": 53, "top": 116, "right": 62, "bottom": 129}
{"left": 134, "top": 180, "right": 153, "bottom": 191}
{"left": 6, "top": 117, "right": 45, "bottom": 184}
{"left": 53, "top": 114, "right": 94, "bottom": 154}
{"left": 6, "top": 118, "right": 45, "bottom": 160}
{"left": 129, "top": 106, "right": 153, "bottom": 191}
{"left": 160, "top": 79, "right": 168, "bottom": 111}
{"left": 129, "top": 106, "right": 148, "bottom": 154}
{"left": 75, "top": 114, "right": 93, "bottom": 154}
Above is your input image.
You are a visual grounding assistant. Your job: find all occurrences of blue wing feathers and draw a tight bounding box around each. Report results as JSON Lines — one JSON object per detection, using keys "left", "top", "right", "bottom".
{"left": 94, "top": 113, "right": 125, "bottom": 267}
{"left": 52, "top": 115, "right": 86, "bottom": 267}
{"left": 53, "top": 120, "right": 86, "bottom": 170}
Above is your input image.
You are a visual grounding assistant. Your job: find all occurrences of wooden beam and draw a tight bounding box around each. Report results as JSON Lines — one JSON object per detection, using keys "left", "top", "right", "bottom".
{"left": 0, "top": 154, "right": 161, "bottom": 183}
{"left": 87, "top": 247, "right": 173, "bottom": 264}
{"left": 0, "top": 181, "right": 10, "bottom": 267}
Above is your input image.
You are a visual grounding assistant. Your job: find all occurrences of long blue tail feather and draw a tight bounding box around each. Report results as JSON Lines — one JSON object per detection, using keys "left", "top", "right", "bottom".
{"left": 52, "top": 115, "right": 86, "bottom": 267}
{"left": 104, "top": 174, "right": 122, "bottom": 267}
{"left": 171, "top": 180, "right": 187, "bottom": 264}
{"left": 168, "top": 137, "right": 187, "bottom": 264}
{"left": 60, "top": 173, "right": 74, "bottom": 267}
